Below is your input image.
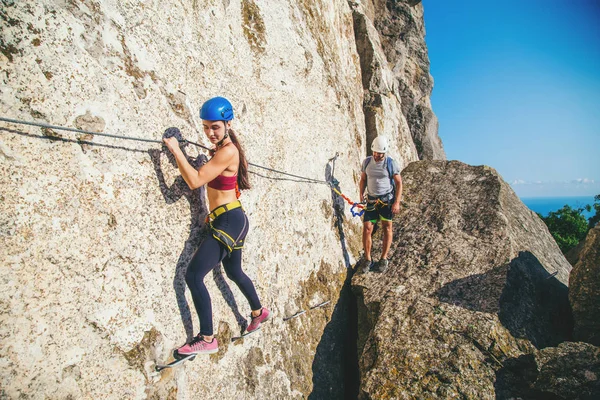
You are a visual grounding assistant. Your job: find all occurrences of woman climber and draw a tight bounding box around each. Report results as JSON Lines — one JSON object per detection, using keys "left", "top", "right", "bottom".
{"left": 163, "top": 96, "right": 270, "bottom": 355}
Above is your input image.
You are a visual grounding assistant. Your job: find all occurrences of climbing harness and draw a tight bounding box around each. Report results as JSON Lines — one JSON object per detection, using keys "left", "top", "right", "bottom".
{"left": 0, "top": 116, "right": 327, "bottom": 185}
{"left": 206, "top": 200, "right": 247, "bottom": 253}
{"left": 207, "top": 200, "right": 243, "bottom": 221}
{"left": 283, "top": 300, "right": 331, "bottom": 321}
{"left": 364, "top": 194, "right": 391, "bottom": 210}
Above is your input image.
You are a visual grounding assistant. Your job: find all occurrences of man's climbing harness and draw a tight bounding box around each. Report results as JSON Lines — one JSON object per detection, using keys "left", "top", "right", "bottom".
{"left": 364, "top": 194, "right": 391, "bottom": 212}
{"left": 283, "top": 300, "right": 331, "bottom": 321}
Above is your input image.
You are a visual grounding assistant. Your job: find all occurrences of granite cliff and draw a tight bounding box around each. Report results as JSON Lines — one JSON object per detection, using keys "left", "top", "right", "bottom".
{"left": 1, "top": 0, "right": 434, "bottom": 398}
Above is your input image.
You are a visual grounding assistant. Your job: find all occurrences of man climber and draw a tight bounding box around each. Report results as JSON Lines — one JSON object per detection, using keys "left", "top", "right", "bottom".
{"left": 358, "top": 136, "right": 402, "bottom": 273}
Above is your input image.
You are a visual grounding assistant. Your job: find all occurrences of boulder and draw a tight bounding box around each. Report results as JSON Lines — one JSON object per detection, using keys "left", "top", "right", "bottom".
{"left": 495, "top": 341, "right": 600, "bottom": 400}
{"left": 570, "top": 224, "right": 600, "bottom": 345}
{"left": 352, "top": 160, "right": 573, "bottom": 399}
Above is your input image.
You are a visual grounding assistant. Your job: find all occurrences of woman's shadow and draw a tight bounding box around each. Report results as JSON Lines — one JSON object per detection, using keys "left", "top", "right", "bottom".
{"left": 149, "top": 136, "right": 247, "bottom": 341}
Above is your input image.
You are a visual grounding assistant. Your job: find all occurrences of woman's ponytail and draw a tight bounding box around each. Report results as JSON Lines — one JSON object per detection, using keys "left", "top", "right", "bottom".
{"left": 228, "top": 129, "right": 251, "bottom": 190}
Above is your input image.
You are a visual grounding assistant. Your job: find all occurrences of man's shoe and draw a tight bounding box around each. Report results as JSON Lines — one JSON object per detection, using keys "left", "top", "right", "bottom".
{"left": 374, "top": 259, "right": 389, "bottom": 273}
{"left": 177, "top": 335, "right": 219, "bottom": 355}
{"left": 357, "top": 257, "right": 374, "bottom": 273}
{"left": 247, "top": 307, "right": 271, "bottom": 333}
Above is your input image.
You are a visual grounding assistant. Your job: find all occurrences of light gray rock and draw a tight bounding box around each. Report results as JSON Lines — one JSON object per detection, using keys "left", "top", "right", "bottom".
{"left": 348, "top": 0, "right": 419, "bottom": 166}
{"left": 352, "top": 160, "right": 573, "bottom": 399}
{"left": 0, "top": 0, "right": 368, "bottom": 398}
{"left": 0, "top": 0, "right": 444, "bottom": 398}
{"left": 349, "top": 0, "right": 445, "bottom": 161}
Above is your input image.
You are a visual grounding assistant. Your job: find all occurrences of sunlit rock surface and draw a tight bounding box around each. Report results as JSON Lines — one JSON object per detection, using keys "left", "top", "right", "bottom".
{"left": 1, "top": 0, "right": 439, "bottom": 398}
{"left": 349, "top": 0, "right": 444, "bottom": 161}
{"left": 0, "top": 0, "right": 362, "bottom": 398}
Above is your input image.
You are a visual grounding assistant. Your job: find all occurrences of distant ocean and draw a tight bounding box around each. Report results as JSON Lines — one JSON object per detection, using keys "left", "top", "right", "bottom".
{"left": 521, "top": 196, "right": 597, "bottom": 218}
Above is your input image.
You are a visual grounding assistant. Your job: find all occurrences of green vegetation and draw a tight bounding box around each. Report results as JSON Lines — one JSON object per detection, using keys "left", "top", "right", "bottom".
{"left": 539, "top": 206, "right": 588, "bottom": 253}
{"left": 585, "top": 194, "right": 600, "bottom": 228}
{"left": 538, "top": 194, "right": 600, "bottom": 254}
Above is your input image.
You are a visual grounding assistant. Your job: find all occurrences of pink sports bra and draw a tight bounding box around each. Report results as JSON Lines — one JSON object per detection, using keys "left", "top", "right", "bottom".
{"left": 207, "top": 174, "right": 237, "bottom": 191}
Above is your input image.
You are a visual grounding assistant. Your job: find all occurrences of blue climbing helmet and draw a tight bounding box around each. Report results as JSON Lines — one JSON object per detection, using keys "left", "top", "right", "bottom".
{"left": 200, "top": 97, "right": 234, "bottom": 121}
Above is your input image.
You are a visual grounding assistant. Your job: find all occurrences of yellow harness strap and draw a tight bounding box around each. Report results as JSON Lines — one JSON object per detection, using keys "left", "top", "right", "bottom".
{"left": 207, "top": 200, "right": 246, "bottom": 253}
{"left": 207, "top": 200, "right": 242, "bottom": 222}
{"left": 365, "top": 196, "right": 389, "bottom": 211}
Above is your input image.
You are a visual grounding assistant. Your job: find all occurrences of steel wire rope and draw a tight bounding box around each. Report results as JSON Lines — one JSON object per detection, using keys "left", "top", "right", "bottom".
{"left": 2, "top": 117, "right": 347, "bottom": 327}
{"left": 0, "top": 116, "right": 327, "bottom": 184}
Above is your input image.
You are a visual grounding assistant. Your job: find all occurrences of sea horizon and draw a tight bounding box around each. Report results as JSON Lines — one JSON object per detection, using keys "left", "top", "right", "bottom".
{"left": 520, "top": 195, "right": 597, "bottom": 218}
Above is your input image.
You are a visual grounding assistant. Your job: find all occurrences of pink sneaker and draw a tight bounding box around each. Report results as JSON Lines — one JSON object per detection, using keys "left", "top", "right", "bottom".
{"left": 247, "top": 307, "right": 270, "bottom": 333}
{"left": 177, "top": 335, "right": 218, "bottom": 355}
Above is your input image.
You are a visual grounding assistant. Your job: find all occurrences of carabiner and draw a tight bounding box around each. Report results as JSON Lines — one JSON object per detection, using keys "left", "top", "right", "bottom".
{"left": 351, "top": 203, "right": 365, "bottom": 217}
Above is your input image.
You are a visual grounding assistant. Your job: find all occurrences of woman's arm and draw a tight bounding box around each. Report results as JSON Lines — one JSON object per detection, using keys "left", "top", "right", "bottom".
{"left": 164, "top": 137, "right": 235, "bottom": 190}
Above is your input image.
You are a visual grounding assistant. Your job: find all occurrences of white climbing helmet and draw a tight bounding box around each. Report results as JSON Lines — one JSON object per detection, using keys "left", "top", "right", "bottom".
{"left": 371, "top": 136, "right": 389, "bottom": 153}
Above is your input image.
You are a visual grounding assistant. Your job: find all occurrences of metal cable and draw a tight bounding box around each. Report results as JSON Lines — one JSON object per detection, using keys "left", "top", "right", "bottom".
{"left": 0, "top": 116, "right": 328, "bottom": 184}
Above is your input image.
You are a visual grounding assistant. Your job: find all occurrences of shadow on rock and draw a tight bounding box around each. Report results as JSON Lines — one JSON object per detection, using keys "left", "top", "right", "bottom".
{"left": 437, "top": 251, "right": 573, "bottom": 349}
{"left": 498, "top": 252, "right": 573, "bottom": 348}
{"left": 308, "top": 266, "right": 359, "bottom": 400}
{"left": 325, "top": 160, "right": 351, "bottom": 269}
{"left": 494, "top": 342, "right": 600, "bottom": 400}
{"left": 309, "top": 159, "right": 359, "bottom": 399}
{"left": 212, "top": 264, "right": 248, "bottom": 334}
{"left": 149, "top": 147, "right": 207, "bottom": 340}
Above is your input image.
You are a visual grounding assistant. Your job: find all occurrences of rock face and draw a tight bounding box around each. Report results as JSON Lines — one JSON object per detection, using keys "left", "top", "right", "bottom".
{"left": 352, "top": 161, "right": 573, "bottom": 399}
{"left": 349, "top": 0, "right": 445, "bottom": 161}
{"left": 570, "top": 224, "right": 600, "bottom": 345}
{"left": 0, "top": 0, "right": 439, "bottom": 399}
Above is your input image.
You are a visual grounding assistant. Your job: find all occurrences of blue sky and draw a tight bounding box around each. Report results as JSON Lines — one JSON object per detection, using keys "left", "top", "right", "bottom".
{"left": 423, "top": 0, "right": 600, "bottom": 197}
